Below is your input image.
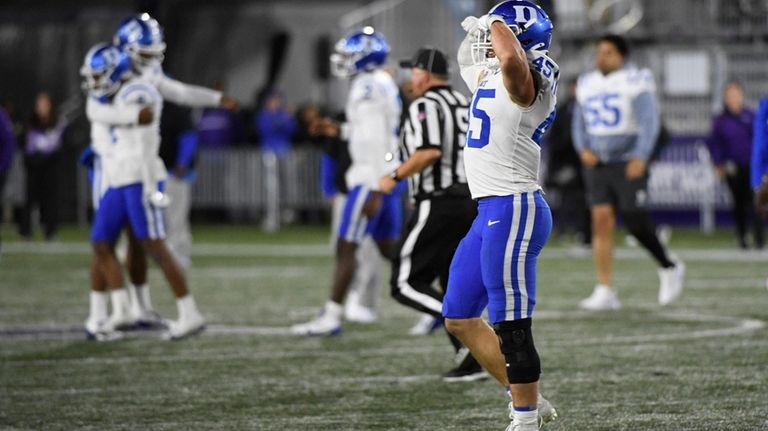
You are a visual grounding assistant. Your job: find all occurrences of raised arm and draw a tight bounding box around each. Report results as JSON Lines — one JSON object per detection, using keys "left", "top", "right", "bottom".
{"left": 86, "top": 97, "right": 147, "bottom": 126}
{"left": 157, "top": 75, "right": 232, "bottom": 108}
{"left": 485, "top": 16, "right": 536, "bottom": 107}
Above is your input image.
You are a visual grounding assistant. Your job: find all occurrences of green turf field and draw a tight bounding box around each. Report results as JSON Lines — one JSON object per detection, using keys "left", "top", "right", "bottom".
{"left": 1, "top": 225, "right": 767, "bottom": 430}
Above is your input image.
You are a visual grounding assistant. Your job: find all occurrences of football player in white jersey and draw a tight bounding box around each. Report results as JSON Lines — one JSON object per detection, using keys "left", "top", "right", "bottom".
{"left": 442, "top": 2, "right": 558, "bottom": 429}
{"left": 81, "top": 43, "right": 152, "bottom": 340}
{"left": 573, "top": 35, "right": 684, "bottom": 310}
{"left": 80, "top": 14, "right": 235, "bottom": 338}
{"left": 112, "top": 13, "right": 237, "bottom": 267}
{"left": 82, "top": 45, "right": 206, "bottom": 340}
{"left": 291, "top": 29, "right": 403, "bottom": 336}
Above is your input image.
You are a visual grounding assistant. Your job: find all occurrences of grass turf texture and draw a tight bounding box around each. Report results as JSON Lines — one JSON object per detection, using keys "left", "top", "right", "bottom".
{"left": 1, "top": 225, "right": 767, "bottom": 430}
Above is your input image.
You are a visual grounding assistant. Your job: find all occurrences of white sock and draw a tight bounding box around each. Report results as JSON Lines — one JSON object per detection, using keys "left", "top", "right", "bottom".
{"left": 110, "top": 288, "right": 130, "bottom": 315}
{"left": 89, "top": 291, "right": 109, "bottom": 322}
{"left": 177, "top": 294, "right": 200, "bottom": 321}
{"left": 137, "top": 284, "right": 153, "bottom": 310}
{"left": 128, "top": 283, "right": 153, "bottom": 312}
{"left": 324, "top": 300, "right": 343, "bottom": 320}
{"left": 513, "top": 408, "right": 538, "bottom": 424}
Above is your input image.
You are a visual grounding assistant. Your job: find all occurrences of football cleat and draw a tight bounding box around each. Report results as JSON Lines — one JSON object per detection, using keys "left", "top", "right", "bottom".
{"left": 536, "top": 394, "right": 558, "bottom": 426}
{"left": 658, "top": 261, "right": 685, "bottom": 305}
{"left": 84, "top": 318, "right": 123, "bottom": 342}
{"left": 163, "top": 313, "right": 206, "bottom": 340}
{"left": 133, "top": 309, "right": 167, "bottom": 330}
{"left": 344, "top": 298, "right": 378, "bottom": 324}
{"left": 506, "top": 394, "right": 558, "bottom": 429}
{"left": 579, "top": 284, "right": 621, "bottom": 311}
{"left": 409, "top": 313, "right": 443, "bottom": 336}
{"left": 442, "top": 348, "right": 489, "bottom": 383}
{"left": 107, "top": 309, "right": 138, "bottom": 330}
{"left": 290, "top": 311, "right": 342, "bottom": 336}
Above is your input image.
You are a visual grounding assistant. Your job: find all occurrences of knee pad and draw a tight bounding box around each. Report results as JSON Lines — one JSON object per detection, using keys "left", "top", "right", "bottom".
{"left": 493, "top": 318, "right": 541, "bottom": 384}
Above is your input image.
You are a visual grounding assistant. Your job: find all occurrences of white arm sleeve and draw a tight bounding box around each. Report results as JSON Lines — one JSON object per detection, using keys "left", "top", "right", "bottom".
{"left": 458, "top": 32, "right": 483, "bottom": 93}
{"left": 86, "top": 97, "right": 140, "bottom": 126}
{"left": 157, "top": 75, "right": 223, "bottom": 107}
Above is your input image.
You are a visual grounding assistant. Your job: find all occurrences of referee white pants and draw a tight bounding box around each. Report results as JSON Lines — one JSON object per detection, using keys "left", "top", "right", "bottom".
{"left": 331, "top": 193, "right": 383, "bottom": 311}
{"left": 165, "top": 176, "right": 192, "bottom": 268}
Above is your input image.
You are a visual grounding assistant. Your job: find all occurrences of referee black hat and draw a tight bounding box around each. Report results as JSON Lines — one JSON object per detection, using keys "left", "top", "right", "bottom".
{"left": 399, "top": 47, "right": 449, "bottom": 75}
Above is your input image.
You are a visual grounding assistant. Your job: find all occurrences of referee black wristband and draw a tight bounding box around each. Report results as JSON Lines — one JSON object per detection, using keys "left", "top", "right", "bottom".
{"left": 390, "top": 169, "right": 401, "bottom": 181}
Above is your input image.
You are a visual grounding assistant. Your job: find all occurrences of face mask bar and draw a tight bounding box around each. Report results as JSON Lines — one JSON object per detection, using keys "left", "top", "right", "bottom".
{"left": 330, "top": 52, "right": 356, "bottom": 78}
{"left": 470, "top": 17, "right": 537, "bottom": 67}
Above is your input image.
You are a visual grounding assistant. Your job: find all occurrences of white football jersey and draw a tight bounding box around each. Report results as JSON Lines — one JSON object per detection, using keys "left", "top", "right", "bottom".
{"left": 100, "top": 78, "right": 167, "bottom": 188}
{"left": 86, "top": 97, "right": 141, "bottom": 157}
{"left": 344, "top": 69, "right": 402, "bottom": 190}
{"left": 139, "top": 63, "right": 222, "bottom": 107}
{"left": 460, "top": 51, "right": 559, "bottom": 199}
{"left": 576, "top": 65, "right": 655, "bottom": 137}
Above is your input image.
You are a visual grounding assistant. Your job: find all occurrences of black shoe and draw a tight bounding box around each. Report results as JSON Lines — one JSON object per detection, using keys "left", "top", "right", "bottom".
{"left": 441, "top": 348, "right": 489, "bottom": 383}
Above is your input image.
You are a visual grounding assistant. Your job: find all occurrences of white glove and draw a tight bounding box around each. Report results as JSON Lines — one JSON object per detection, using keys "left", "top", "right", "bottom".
{"left": 477, "top": 14, "right": 505, "bottom": 32}
{"left": 461, "top": 16, "right": 479, "bottom": 34}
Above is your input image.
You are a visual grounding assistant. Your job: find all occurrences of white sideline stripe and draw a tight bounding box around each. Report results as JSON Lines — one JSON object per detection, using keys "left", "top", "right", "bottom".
{"left": 6, "top": 242, "right": 768, "bottom": 262}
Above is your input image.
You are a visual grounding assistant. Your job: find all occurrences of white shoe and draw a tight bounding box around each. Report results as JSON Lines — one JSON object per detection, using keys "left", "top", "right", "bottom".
{"left": 537, "top": 394, "right": 558, "bottom": 426}
{"left": 579, "top": 285, "right": 620, "bottom": 310}
{"left": 344, "top": 302, "right": 378, "bottom": 324}
{"left": 107, "top": 310, "right": 138, "bottom": 330}
{"left": 409, "top": 313, "right": 443, "bottom": 336}
{"left": 84, "top": 318, "right": 123, "bottom": 342}
{"left": 506, "top": 395, "right": 558, "bottom": 428}
{"left": 291, "top": 311, "right": 342, "bottom": 336}
{"left": 658, "top": 261, "right": 685, "bottom": 305}
{"left": 132, "top": 308, "right": 167, "bottom": 329}
{"left": 164, "top": 313, "right": 206, "bottom": 340}
{"left": 505, "top": 421, "right": 538, "bottom": 431}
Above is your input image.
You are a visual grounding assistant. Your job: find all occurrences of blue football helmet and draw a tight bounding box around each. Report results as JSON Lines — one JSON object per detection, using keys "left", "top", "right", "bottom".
{"left": 330, "top": 28, "right": 390, "bottom": 78}
{"left": 80, "top": 43, "right": 132, "bottom": 98}
{"left": 113, "top": 13, "right": 166, "bottom": 68}
{"left": 472, "top": 0, "right": 553, "bottom": 67}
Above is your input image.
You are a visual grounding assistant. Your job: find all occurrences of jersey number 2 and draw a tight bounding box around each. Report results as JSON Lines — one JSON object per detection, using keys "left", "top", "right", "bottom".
{"left": 467, "top": 88, "right": 495, "bottom": 149}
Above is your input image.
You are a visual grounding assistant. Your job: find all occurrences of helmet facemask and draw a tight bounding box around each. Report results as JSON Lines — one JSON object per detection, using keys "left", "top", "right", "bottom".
{"left": 470, "top": 17, "right": 547, "bottom": 68}
{"left": 330, "top": 51, "right": 356, "bottom": 78}
{"left": 127, "top": 42, "right": 166, "bottom": 70}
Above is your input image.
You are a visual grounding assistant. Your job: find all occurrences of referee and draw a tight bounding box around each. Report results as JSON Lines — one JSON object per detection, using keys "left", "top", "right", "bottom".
{"left": 378, "top": 47, "right": 484, "bottom": 382}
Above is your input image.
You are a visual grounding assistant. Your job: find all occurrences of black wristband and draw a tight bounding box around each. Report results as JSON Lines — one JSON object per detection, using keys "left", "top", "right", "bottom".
{"left": 390, "top": 169, "right": 401, "bottom": 181}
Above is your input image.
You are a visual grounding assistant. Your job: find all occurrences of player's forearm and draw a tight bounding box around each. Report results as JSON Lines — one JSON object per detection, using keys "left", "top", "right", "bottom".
{"left": 86, "top": 98, "right": 141, "bottom": 126}
{"left": 490, "top": 21, "right": 535, "bottom": 106}
{"left": 394, "top": 148, "right": 442, "bottom": 179}
{"left": 159, "top": 77, "right": 223, "bottom": 107}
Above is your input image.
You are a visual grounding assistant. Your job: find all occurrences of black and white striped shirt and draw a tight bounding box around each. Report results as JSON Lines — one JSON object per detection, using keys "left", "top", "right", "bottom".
{"left": 400, "top": 85, "right": 470, "bottom": 200}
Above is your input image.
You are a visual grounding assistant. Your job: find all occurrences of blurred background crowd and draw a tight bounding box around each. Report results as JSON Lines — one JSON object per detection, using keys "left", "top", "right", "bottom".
{"left": 0, "top": 0, "right": 766, "bottom": 249}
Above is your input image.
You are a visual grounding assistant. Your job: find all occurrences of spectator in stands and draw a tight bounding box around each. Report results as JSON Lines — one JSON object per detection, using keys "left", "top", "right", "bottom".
{"left": 546, "top": 78, "right": 591, "bottom": 249}
{"left": 0, "top": 104, "right": 16, "bottom": 249}
{"left": 256, "top": 89, "right": 296, "bottom": 159}
{"left": 19, "top": 92, "right": 69, "bottom": 241}
{"left": 195, "top": 80, "right": 243, "bottom": 149}
{"left": 708, "top": 81, "right": 763, "bottom": 249}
